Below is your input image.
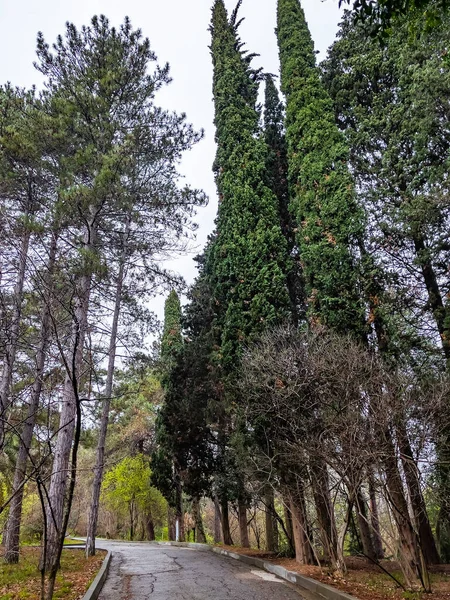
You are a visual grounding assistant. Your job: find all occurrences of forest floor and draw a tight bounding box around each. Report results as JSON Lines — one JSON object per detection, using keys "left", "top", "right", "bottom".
{"left": 0, "top": 546, "right": 106, "bottom": 600}
{"left": 218, "top": 546, "right": 450, "bottom": 600}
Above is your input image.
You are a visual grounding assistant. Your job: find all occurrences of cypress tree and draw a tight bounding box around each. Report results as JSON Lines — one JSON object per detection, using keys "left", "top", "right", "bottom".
{"left": 263, "top": 75, "right": 302, "bottom": 323}
{"left": 276, "top": 0, "right": 365, "bottom": 338}
{"left": 209, "top": 0, "right": 291, "bottom": 371}
{"left": 160, "top": 290, "right": 183, "bottom": 367}
{"left": 208, "top": 0, "right": 292, "bottom": 547}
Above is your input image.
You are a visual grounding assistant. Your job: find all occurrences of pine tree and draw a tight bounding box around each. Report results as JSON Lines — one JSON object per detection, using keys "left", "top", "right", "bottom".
{"left": 277, "top": 0, "right": 365, "bottom": 339}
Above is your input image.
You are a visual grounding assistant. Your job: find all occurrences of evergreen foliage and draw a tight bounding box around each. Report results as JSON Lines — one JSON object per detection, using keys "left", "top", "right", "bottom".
{"left": 208, "top": 0, "right": 292, "bottom": 372}
{"left": 277, "top": 0, "right": 365, "bottom": 337}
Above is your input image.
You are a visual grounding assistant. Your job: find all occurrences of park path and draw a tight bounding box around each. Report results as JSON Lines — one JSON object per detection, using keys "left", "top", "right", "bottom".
{"left": 96, "top": 540, "right": 305, "bottom": 600}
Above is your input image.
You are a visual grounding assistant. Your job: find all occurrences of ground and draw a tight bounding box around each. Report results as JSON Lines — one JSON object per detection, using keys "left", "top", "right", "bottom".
{"left": 0, "top": 546, "right": 105, "bottom": 600}
{"left": 221, "top": 546, "right": 450, "bottom": 600}
{"left": 96, "top": 540, "right": 306, "bottom": 599}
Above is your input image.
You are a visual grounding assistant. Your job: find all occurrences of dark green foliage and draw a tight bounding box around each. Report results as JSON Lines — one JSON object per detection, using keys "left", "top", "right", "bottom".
{"left": 322, "top": 11, "right": 450, "bottom": 364}
{"left": 160, "top": 290, "right": 183, "bottom": 364}
{"left": 208, "top": 0, "right": 292, "bottom": 373}
{"left": 322, "top": 8, "right": 450, "bottom": 559}
{"left": 277, "top": 0, "right": 365, "bottom": 338}
{"left": 263, "top": 76, "right": 303, "bottom": 323}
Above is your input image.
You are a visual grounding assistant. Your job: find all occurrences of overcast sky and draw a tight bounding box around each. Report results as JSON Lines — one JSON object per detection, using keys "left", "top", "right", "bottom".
{"left": 0, "top": 0, "right": 342, "bottom": 333}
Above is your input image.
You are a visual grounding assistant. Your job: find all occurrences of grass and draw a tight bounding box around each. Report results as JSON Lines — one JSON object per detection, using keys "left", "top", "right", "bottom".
{"left": 0, "top": 546, "right": 105, "bottom": 600}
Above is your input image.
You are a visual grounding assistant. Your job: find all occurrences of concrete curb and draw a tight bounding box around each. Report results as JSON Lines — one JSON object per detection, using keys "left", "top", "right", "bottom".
{"left": 82, "top": 550, "right": 112, "bottom": 600}
{"left": 212, "top": 548, "right": 359, "bottom": 600}
{"left": 150, "top": 541, "right": 212, "bottom": 551}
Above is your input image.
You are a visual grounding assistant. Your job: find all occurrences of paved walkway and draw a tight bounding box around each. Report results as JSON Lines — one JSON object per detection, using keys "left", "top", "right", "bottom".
{"left": 96, "top": 541, "right": 305, "bottom": 599}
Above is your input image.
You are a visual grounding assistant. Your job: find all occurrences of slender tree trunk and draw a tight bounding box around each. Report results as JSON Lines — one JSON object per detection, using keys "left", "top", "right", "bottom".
{"left": 238, "top": 500, "right": 249, "bottom": 548}
{"left": 368, "top": 468, "right": 384, "bottom": 559}
{"left": 381, "top": 428, "right": 430, "bottom": 590}
{"left": 395, "top": 418, "right": 440, "bottom": 565}
{"left": 3, "top": 234, "right": 58, "bottom": 564}
{"left": 310, "top": 458, "right": 344, "bottom": 573}
{"left": 192, "top": 497, "right": 206, "bottom": 543}
{"left": 175, "top": 474, "right": 184, "bottom": 542}
{"left": 354, "top": 487, "right": 377, "bottom": 561}
{"left": 42, "top": 219, "right": 95, "bottom": 572}
{"left": 221, "top": 497, "right": 233, "bottom": 546}
{"left": 290, "top": 493, "right": 314, "bottom": 564}
{"left": 0, "top": 217, "right": 32, "bottom": 449}
{"left": 86, "top": 228, "right": 128, "bottom": 557}
{"left": 283, "top": 496, "right": 294, "bottom": 553}
{"left": 168, "top": 506, "right": 176, "bottom": 541}
{"left": 265, "top": 487, "right": 278, "bottom": 552}
{"left": 214, "top": 495, "right": 222, "bottom": 544}
{"left": 146, "top": 513, "right": 155, "bottom": 541}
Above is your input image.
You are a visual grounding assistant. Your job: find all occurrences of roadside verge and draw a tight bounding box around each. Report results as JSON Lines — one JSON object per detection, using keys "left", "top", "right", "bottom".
{"left": 82, "top": 550, "right": 112, "bottom": 600}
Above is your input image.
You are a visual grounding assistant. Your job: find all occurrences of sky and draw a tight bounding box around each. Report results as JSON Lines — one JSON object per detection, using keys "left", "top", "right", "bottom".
{"left": 0, "top": 0, "right": 343, "bottom": 333}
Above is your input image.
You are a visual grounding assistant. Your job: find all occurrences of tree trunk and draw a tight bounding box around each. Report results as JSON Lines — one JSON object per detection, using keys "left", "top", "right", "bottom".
{"left": 290, "top": 494, "right": 314, "bottom": 564}
{"left": 368, "top": 468, "right": 384, "bottom": 559}
{"left": 354, "top": 487, "right": 377, "bottom": 561}
{"left": 168, "top": 506, "right": 176, "bottom": 541}
{"left": 42, "top": 219, "right": 95, "bottom": 572}
{"left": 0, "top": 215, "right": 32, "bottom": 450}
{"left": 283, "top": 496, "right": 294, "bottom": 554}
{"left": 175, "top": 474, "right": 184, "bottom": 542}
{"left": 192, "top": 497, "right": 206, "bottom": 543}
{"left": 310, "top": 458, "right": 344, "bottom": 573}
{"left": 146, "top": 513, "right": 155, "bottom": 541}
{"left": 221, "top": 497, "right": 233, "bottom": 546}
{"left": 265, "top": 487, "right": 278, "bottom": 552}
{"left": 86, "top": 227, "right": 128, "bottom": 557}
{"left": 3, "top": 233, "right": 57, "bottom": 564}
{"left": 381, "top": 428, "right": 430, "bottom": 590}
{"left": 238, "top": 500, "right": 249, "bottom": 548}
{"left": 214, "top": 495, "right": 222, "bottom": 544}
{"left": 396, "top": 418, "right": 440, "bottom": 565}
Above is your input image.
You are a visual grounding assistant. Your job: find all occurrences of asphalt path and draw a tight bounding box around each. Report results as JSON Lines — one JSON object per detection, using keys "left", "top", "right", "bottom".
{"left": 96, "top": 541, "right": 306, "bottom": 600}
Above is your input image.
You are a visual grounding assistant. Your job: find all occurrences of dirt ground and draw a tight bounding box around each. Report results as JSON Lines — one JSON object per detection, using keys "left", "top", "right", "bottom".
{"left": 219, "top": 546, "right": 450, "bottom": 600}
{"left": 0, "top": 546, "right": 106, "bottom": 600}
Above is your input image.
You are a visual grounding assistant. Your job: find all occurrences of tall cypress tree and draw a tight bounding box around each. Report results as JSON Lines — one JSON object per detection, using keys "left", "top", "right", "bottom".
{"left": 208, "top": 0, "right": 292, "bottom": 547}
{"left": 263, "top": 75, "right": 302, "bottom": 324}
{"left": 160, "top": 290, "right": 183, "bottom": 367}
{"left": 209, "top": 0, "right": 291, "bottom": 370}
{"left": 276, "top": 0, "right": 365, "bottom": 338}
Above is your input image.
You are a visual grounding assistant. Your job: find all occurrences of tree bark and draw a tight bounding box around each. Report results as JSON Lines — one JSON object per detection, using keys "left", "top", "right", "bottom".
{"left": 290, "top": 493, "right": 314, "bottom": 564}
{"left": 283, "top": 496, "right": 295, "bottom": 554}
{"left": 310, "top": 458, "right": 344, "bottom": 573}
{"left": 381, "top": 428, "right": 430, "bottom": 590}
{"left": 265, "top": 487, "right": 278, "bottom": 552}
{"left": 192, "top": 497, "right": 206, "bottom": 543}
{"left": 42, "top": 218, "right": 95, "bottom": 572}
{"left": 238, "top": 500, "right": 250, "bottom": 548}
{"left": 368, "top": 468, "right": 384, "bottom": 559}
{"left": 86, "top": 226, "right": 128, "bottom": 557}
{"left": 168, "top": 506, "right": 176, "bottom": 541}
{"left": 3, "top": 233, "right": 57, "bottom": 564}
{"left": 146, "top": 513, "right": 155, "bottom": 541}
{"left": 395, "top": 418, "right": 440, "bottom": 565}
{"left": 221, "top": 497, "right": 233, "bottom": 546}
{"left": 214, "top": 495, "right": 222, "bottom": 544}
{"left": 354, "top": 487, "right": 377, "bottom": 562}
{"left": 0, "top": 208, "right": 32, "bottom": 449}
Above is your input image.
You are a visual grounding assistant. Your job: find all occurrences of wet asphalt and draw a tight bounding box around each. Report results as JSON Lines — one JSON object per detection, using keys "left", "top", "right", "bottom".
{"left": 96, "top": 541, "right": 306, "bottom": 600}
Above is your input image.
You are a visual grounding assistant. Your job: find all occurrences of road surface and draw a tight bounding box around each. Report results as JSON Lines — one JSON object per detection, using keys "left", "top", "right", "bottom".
{"left": 96, "top": 541, "right": 306, "bottom": 600}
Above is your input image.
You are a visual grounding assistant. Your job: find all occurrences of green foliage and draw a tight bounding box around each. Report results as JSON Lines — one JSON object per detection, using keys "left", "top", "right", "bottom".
{"left": 160, "top": 290, "right": 183, "bottom": 365}
{"left": 101, "top": 454, "right": 166, "bottom": 539}
{"left": 208, "top": 0, "right": 292, "bottom": 373}
{"left": 277, "top": 0, "right": 365, "bottom": 338}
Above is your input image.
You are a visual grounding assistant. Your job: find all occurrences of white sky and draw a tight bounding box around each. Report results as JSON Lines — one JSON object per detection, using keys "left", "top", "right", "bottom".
{"left": 0, "top": 0, "right": 342, "bottom": 334}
